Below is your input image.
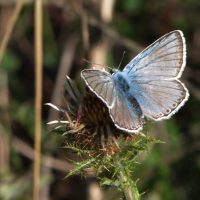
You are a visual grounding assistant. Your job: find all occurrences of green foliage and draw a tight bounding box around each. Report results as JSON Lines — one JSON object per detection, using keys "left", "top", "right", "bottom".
{"left": 10, "top": 101, "right": 46, "bottom": 140}
{"left": 0, "top": 50, "right": 21, "bottom": 72}
{"left": 181, "top": 0, "right": 199, "bottom": 6}
{"left": 120, "top": 0, "right": 144, "bottom": 13}
{"left": 0, "top": 173, "right": 31, "bottom": 200}
{"left": 10, "top": 101, "right": 35, "bottom": 136}
{"left": 43, "top": 8, "right": 59, "bottom": 68}
{"left": 166, "top": 120, "right": 181, "bottom": 148}
{"left": 115, "top": 19, "right": 136, "bottom": 39}
{"left": 65, "top": 133, "right": 161, "bottom": 200}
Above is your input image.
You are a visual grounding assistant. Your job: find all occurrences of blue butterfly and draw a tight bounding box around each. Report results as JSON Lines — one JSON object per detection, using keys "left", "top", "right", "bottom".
{"left": 81, "top": 30, "right": 189, "bottom": 133}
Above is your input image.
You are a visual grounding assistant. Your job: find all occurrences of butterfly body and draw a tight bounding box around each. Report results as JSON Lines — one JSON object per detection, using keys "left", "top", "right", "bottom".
{"left": 112, "top": 71, "right": 130, "bottom": 93}
{"left": 81, "top": 30, "right": 189, "bottom": 133}
{"left": 112, "top": 71, "right": 144, "bottom": 120}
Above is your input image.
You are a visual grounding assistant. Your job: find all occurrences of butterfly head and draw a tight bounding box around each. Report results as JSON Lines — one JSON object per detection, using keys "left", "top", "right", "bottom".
{"left": 110, "top": 68, "right": 119, "bottom": 75}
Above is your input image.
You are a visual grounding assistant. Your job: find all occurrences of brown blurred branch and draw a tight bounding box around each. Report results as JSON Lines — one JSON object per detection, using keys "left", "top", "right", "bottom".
{"left": 0, "top": 123, "right": 9, "bottom": 171}
{"left": 0, "top": 0, "right": 66, "bottom": 6}
{"left": 80, "top": 0, "right": 89, "bottom": 52}
{"left": 88, "top": 16, "right": 143, "bottom": 53}
{"left": 12, "top": 136, "right": 74, "bottom": 172}
{"left": 89, "top": 0, "right": 116, "bottom": 70}
{"left": 85, "top": 169, "right": 103, "bottom": 200}
{"left": 0, "top": 0, "right": 24, "bottom": 63}
{"left": 48, "top": 34, "right": 79, "bottom": 122}
{"left": 100, "top": 0, "right": 115, "bottom": 23}
{"left": 0, "top": 0, "right": 30, "bottom": 5}
{"left": 34, "top": 0, "right": 43, "bottom": 199}
{"left": 0, "top": 0, "right": 25, "bottom": 175}
{"left": 0, "top": 0, "right": 143, "bottom": 55}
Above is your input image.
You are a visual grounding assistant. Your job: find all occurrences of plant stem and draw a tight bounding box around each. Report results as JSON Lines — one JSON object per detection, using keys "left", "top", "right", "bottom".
{"left": 116, "top": 159, "right": 140, "bottom": 200}
{"left": 120, "top": 170, "right": 140, "bottom": 200}
{"left": 0, "top": 0, "right": 24, "bottom": 63}
{"left": 33, "top": 0, "right": 43, "bottom": 199}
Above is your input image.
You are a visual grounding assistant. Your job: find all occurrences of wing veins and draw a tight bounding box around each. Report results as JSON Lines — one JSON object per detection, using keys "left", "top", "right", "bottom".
{"left": 150, "top": 44, "right": 183, "bottom": 56}
{"left": 133, "top": 51, "right": 183, "bottom": 73}
{"left": 139, "top": 91, "right": 177, "bottom": 111}
{"left": 137, "top": 82, "right": 184, "bottom": 91}
{"left": 127, "top": 37, "right": 178, "bottom": 73}
{"left": 109, "top": 84, "right": 115, "bottom": 105}
{"left": 84, "top": 73, "right": 111, "bottom": 79}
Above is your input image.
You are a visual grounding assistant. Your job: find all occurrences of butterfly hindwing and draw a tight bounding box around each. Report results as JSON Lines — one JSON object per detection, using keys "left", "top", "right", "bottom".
{"left": 109, "top": 94, "right": 143, "bottom": 133}
{"left": 129, "top": 79, "right": 189, "bottom": 120}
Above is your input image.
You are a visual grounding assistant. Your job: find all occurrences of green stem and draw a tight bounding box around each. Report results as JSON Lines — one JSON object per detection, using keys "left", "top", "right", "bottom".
{"left": 117, "top": 160, "right": 140, "bottom": 200}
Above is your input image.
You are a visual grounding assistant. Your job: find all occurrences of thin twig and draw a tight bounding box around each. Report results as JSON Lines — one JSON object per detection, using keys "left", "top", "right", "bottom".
{"left": 12, "top": 136, "right": 74, "bottom": 172}
{"left": 34, "top": 0, "right": 43, "bottom": 199}
{"left": 47, "top": 34, "right": 79, "bottom": 123}
{"left": 80, "top": 0, "right": 89, "bottom": 52}
{"left": 0, "top": 7, "right": 14, "bottom": 171}
{"left": 88, "top": 16, "right": 143, "bottom": 53}
{"left": 0, "top": 0, "right": 65, "bottom": 6}
{"left": 100, "top": 0, "right": 115, "bottom": 23}
{"left": 0, "top": 0, "right": 24, "bottom": 63}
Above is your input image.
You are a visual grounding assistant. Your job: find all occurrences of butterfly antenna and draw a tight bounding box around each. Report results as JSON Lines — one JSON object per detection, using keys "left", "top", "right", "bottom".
{"left": 117, "top": 51, "right": 126, "bottom": 70}
{"left": 82, "top": 58, "right": 112, "bottom": 71}
{"left": 82, "top": 59, "right": 101, "bottom": 66}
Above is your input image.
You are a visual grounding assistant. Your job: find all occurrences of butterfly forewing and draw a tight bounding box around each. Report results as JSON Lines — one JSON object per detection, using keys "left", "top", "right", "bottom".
{"left": 81, "top": 69, "right": 116, "bottom": 108}
{"left": 124, "top": 30, "right": 186, "bottom": 80}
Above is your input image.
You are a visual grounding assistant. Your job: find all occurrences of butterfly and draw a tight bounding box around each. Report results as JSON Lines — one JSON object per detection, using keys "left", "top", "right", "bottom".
{"left": 81, "top": 30, "right": 189, "bottom": 133}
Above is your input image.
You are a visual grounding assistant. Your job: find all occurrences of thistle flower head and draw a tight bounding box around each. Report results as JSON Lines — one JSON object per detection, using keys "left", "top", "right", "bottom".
{"left": 48, "top": 76, "right": 139, "bottom": 156}
{"left": 47, "top": 75, "right": 159, "bottom": 200}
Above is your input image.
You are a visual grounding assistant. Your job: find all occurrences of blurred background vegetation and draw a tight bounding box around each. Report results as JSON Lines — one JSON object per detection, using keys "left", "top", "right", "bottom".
{"left": 0, "top": 0, "right": 200, "bottom": 199}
